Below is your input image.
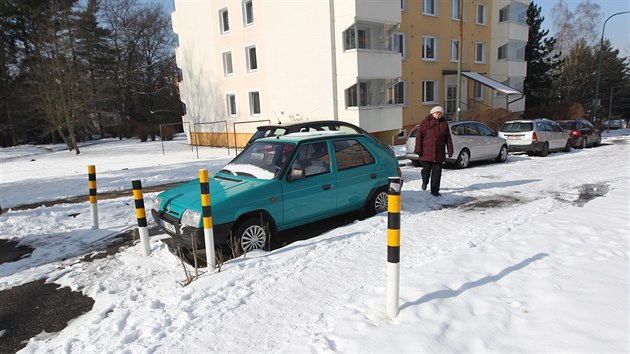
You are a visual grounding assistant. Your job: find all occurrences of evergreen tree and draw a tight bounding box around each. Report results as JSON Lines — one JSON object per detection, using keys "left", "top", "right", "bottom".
{"left": 524, "top": 2, "right": 563, "bottom": 109}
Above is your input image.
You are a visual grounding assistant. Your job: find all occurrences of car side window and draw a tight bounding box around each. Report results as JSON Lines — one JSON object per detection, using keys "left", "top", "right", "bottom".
{"left": 291, "top": 141, "right": 330, "bottom": 177}
{"left": 476, "top": 123, "right": 494, "bottom": 136}
{"left": 451, "top": 124, "right": 464, "bottom": 136}
{"left": 464, "top": 123, "right": 482, "bottom": 136}
{"left": 333, "top": 139, "right": 375, "bottom": 171}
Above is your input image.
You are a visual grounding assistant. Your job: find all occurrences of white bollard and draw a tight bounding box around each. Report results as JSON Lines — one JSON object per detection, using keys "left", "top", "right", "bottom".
{"left": 132, "top": 180, "right": 151, "bottom": 256}
{"left": 88, "top": 165, "right": 99, "bottom": 229}
{"left": 199, "top": 170, "right": 216, "bottom": 270}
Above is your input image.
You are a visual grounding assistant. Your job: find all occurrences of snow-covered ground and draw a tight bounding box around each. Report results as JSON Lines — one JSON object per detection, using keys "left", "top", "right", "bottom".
{"left": 0, "top": 131, "right": 628, "bottom": 353}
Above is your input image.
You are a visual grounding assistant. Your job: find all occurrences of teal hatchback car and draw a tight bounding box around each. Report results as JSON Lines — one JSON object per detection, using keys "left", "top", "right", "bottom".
{"left": 152, "top": 131, "right": 401, "bottom": 254}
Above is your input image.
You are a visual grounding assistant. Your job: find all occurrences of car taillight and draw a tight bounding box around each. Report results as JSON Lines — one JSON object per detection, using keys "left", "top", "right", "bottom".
{"left": 570, "top": 130, "right": 580, "bottom": 137}
{"left": 532, "top": 131, "right": 538, "bottom": 142}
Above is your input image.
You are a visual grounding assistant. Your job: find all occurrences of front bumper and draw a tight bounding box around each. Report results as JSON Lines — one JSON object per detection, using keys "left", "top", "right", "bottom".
{"left": 151, "top": 209, "right": 232, "bottom": 249}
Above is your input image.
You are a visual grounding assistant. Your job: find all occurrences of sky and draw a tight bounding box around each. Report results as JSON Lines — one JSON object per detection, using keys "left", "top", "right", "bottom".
{"left": 0, "top": 131, "right": 628, "bottom": 352}
{"left": 538, "top": 0, "right": 630, "bottom": 56}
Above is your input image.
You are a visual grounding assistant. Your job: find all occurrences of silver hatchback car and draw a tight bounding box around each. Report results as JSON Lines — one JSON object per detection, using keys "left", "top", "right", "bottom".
{"left": 498, "top": 119, "right": 571, "bottom": 156}
{"left": 406, "top": 120, "right": 508, "bottom": 169}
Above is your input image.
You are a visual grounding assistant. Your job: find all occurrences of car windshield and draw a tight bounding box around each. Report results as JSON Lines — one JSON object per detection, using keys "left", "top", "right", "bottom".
{"left": 500, "top": 122, "right": 533, "bottom": 133}
{"left": 220, "top": 141, "right": 296, "bottom": 180}
{"left": 559, "top": 121, "right": 576, "bottom": 130}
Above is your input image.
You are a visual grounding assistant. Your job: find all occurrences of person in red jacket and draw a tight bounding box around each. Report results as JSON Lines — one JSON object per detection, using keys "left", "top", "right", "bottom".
{"left": 414, "top": 106, "right": 454, "bottom": 196}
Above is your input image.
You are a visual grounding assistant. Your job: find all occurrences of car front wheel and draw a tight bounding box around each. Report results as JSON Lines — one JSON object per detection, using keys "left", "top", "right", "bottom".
{"left": 563, "top": 139, "right": 571, "bottom": 152}
{"left": 366, "top": 187, "right": 388, "bottom": 216}
{"left": 232, "top": 216, "right": 269, "bottom": 255}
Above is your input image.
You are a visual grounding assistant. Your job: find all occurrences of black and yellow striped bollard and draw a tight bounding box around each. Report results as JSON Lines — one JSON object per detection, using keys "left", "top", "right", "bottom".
{"left": 88, "top": 165, "right": 99, "bottom": 229}
{"left": 132, "top": 180, "right": 151, "bottom": 256}
{"left": 386, "top": 176, "right": 403, "bottom": 320}
{"left": 199, "top": 169, "right": 215, "bottom": 270}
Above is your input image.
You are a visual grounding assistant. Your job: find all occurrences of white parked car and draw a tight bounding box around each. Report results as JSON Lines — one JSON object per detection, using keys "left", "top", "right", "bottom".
{"left": 406, "top": 120, "right": 508, "bottom": 169}
{"left": 498, "top": 119, "right": 571, "bottom": 157}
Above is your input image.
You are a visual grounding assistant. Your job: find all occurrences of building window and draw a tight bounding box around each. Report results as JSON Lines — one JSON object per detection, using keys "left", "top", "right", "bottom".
{"left": 476, "top": 3, "right": 487, "bottom": 25}
{"left": 391, "top": 33, "right": 407, "bottom": 58}
{"left": 451, "top": 0, "right": 461, "bottom": 20}
{"left": 345, "top": 82, "right": 370, "bottom": 107}
{"left": 497, "top": 41, "right": 525, "bottom": 60}
{"left": 474, "top": 42, "right": 486, "bottom": 63}
{"left": 422, "top": 80, "right": 438, "bottom": 104}
{"left": 422, "top": 0, "right": 437, "bottom": 16}
{"left": 473, "top": 82, "right": 484, "bottom": 100}
{"left": 401, "top": 0, "right": 408, "bottom": 11}
{"left": 249, "top": 91, "right": 261, "bottom": 115}
{"left": 499, "top": 3, "right": 527, "bottom": 24}
{"left": 226, "top": 93, "right": 237, "bottom": 116}
{"left": 388, "top": 81, "right": 407, "bottom": 105}
{"left": 242, "top": 0, "right": 254, "bottom": 25}
{"left": 222, "top": 51, "right": 233, "bottom": 76}
{"left": 422, "top": 36, "right": 437, "bottom": 60}
{"left": 246, "top": 45, "right": 258, "bottom": 71}
{"left": 219, "top": 8, "right": 229, "bottom": 33}
{"left": 498, "top": 44, "right": 507, "bottom": 60}
{"left": 450, "top": 39, "right": 459, "bottom": 62}
{"left": 344, "top": 27, "right": 368, "bottom": 50}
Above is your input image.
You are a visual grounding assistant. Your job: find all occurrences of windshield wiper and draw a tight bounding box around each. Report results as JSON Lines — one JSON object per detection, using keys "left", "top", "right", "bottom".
{"left": 218, "top": 169, "right": 234, "bottom": 175}
{"left": 235, "top": 171, "right": 256, "bottom": 178}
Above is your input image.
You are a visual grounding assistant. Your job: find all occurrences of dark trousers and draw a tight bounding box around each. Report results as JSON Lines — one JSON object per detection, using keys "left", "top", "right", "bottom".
{"left": 421, "top": 161, "right": 443, "bottom": 195}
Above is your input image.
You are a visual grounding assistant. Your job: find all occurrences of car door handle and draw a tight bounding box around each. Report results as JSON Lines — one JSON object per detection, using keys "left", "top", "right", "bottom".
{"left": 322, "top": 184, "right": 332, "bottom": 190}
{"left": 370, "top": 173, "right": 377, "bottom": 179}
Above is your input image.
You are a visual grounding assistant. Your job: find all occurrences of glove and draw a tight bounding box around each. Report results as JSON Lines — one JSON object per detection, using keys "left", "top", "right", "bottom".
{"left": 448, "top": 154, "right": 452, "bottom": 158}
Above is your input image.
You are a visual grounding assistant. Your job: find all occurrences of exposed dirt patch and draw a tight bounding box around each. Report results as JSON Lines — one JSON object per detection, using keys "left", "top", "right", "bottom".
{"left": 0, "top": 280, "right": 95, "bottom": 354}
{"left": 575, "top": 184, "right": 609, "bottom": 207}
{"left": 0, "top": 239, "right": 33, "bottom": 265}
{"left": 459, "top": 195, "right": 522, "bottom": 211}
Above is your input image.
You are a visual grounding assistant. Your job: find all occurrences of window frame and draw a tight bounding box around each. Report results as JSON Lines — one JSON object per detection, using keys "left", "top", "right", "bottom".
{"left": 451, "top": 0, "right": 461, "bottom": 20}
{"left": 392, "top": 32, "right": 408, "bottom": 59}
{"left": 219, "top": 8, "right": 230, "bottom": 34}
{"left": 245, "top": 45, "right": 258, "bottom": 72}
{"left": 450, "top": 39, "right": 459, "bottom": 62}
{"left": 476, "top": 3, "right": 487, "bottom": 25}
{"left": 422, "top": 36, "right": 437, "bottom": 61}
{"left": 222, "top": 51, "right": 233, "bottom": 76}
{"left": 422, "top": 0, "right": 437, "bottom": 16}
{"left": 474, "top": 42, "right": 486, "bottom": 63}
{"left": 226, "top": 93, "right": 237, "bottom": 117}
{"left": 249, "top": 91, "right": 261, "bottom": 116}
{"left": 473, "top": 81, "right": 484, "bottom": 100}
{"left": 242, "top": 0, "right": 254, "bottom": 26}
{"left": 422, "top": 80, "right": 438, "bottom": 104}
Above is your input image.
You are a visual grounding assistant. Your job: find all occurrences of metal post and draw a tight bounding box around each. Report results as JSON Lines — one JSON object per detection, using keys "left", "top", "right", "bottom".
{"left": 455, "top": 0, "right": 463, "bottom": 121}
{"left": 88, "top": 165, "right": 98, "bottom": 229}
{"left": 132, "top": 180, "right": 151, "bottom": 256}
{"left": 593, "top": 11, "right": 630, "bottom": 122}
{"left": 386, "top": 176, "right": 403, "bottom": 320}
{"left": 199, "top": 169, "right": 216, "bottom": 270}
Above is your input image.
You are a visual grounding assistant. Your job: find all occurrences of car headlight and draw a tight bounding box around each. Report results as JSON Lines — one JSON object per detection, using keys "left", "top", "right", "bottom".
{"left": 153, "top": 196, "right": 162, "bottom": 211}
{"left": 181, "top": 209, "right": 201, "bottom": 227}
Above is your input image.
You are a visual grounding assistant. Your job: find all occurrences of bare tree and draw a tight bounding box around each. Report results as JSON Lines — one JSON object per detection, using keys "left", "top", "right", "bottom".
{"left": 574, "top": 0, "right": 602, "bottom": 46}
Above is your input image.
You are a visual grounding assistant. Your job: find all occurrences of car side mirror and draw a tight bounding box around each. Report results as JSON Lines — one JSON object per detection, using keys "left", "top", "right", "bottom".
{"left": 287, "top": 168, "right": 305, "bottom": 182}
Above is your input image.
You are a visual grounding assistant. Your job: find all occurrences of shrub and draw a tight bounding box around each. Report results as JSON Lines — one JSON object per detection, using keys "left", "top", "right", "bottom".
{"left": 160, "top": 126, "right": 176, "bottom": 141}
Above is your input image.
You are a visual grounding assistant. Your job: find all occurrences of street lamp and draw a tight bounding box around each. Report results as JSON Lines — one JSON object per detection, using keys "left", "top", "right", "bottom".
{"left": 593, "top": 11, "right": 630, "bottom": 122}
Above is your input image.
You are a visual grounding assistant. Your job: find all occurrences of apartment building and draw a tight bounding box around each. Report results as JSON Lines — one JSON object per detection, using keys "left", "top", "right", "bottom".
{"left": 171, "top": 0, "right": 402, "bottom": 147}
{"left": 171, "top": 0, "right": 527, "bottom": 146}
{"left": 401, "top": 0, "right": 527, "bottom": 132}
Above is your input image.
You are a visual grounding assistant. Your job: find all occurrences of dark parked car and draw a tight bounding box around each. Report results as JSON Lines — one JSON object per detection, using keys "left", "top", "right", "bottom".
{"left": 557, "top": 119, "right": 601, "bottom": 148}
{"left": 246, "top": 120, "right": 395, "bottom": 156}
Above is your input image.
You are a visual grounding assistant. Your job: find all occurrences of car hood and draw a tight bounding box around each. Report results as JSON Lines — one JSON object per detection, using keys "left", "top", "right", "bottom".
{"left": 157, "top": 173, "right": 268, "bottom": 215}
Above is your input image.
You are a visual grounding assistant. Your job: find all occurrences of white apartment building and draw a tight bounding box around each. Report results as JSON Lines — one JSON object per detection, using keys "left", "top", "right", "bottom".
{"left": 171, "top": 0, "right": 403, "bottom": 147}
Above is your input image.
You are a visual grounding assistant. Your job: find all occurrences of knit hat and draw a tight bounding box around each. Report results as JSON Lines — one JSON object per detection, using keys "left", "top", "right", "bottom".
{"left": 430, "top": 106, "right": 444, "bottom": 114}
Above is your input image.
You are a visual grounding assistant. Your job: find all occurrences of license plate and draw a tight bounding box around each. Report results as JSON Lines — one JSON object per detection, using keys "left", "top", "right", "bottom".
{"left": 160, "top": 220, "right": 177, "bottom": 234}
{"left": 507, "top": 135, "right": 521, "bottom": 140}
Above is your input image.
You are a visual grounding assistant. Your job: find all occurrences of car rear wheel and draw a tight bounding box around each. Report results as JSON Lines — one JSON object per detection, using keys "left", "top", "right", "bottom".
{"left": 232, "top": 216, "right": 269, "bottom": 255}
{"left": 594, "top": 135, "right": 601, "bottom": 147}
{"left": 366, "top": 187, "right": 388, "bottom": 216}
{"left": 580, "top": 137, "right": 587, "bottom": 149}
{"left": 563, "top": 139, "right": 571, "bottom": 152}
{"left": 539, "top": 142, "right": 549, "bottom": 157}
{"left": 455, "top": 149, "right": 470, "bottom": 168}
{"left": 495, "top": 145, "right": 508, "bottom": 163}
